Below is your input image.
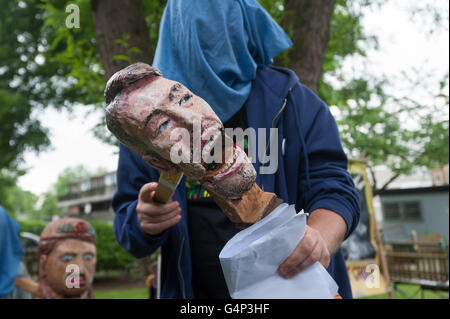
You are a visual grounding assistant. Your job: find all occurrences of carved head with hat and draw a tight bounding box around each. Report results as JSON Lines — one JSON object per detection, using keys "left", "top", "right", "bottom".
{"left": 37, "top": 218, "right": 97, "bottom": 299}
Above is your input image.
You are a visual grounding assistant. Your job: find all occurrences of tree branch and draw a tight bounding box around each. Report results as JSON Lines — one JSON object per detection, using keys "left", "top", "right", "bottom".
{"left": 367, "top": 164, "right": 378, "bottom": 196}
{"left": 374, "top": 172, "right": 401, "bottom": 197}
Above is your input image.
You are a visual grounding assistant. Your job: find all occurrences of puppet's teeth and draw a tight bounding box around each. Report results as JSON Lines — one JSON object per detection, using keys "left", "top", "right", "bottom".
{"left": 219, "top": 147, "right": 239, "bottom": 174}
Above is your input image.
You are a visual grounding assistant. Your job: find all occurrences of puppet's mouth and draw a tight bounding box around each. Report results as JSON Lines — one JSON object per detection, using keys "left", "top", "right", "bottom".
{"left": 67, "top": 274, "right": 87, "bottom": 287}
{"left": 200, "top": 125, "right": 224, "bottom": 173}
{"left": 212, "top": 145, "right": 244, "bottom": 179}
{"left": 200, "top": 129, "right": 244, "bottom": 180}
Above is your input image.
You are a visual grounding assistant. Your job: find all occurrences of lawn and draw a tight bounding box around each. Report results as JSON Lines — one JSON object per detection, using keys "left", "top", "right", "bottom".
{"left": 359, "top": 283, "right": 449, "bottom": 299}
{"left": 94, "top": 287, "right": 149, "bottom": 299}
{"left": 92, "top": 283, "right": 448, "bottom": 299}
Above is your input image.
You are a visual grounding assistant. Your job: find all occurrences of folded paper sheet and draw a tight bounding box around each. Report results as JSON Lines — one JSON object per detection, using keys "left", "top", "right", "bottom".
{"left": 219, "top": 203, "right": 339, "bottom": 299}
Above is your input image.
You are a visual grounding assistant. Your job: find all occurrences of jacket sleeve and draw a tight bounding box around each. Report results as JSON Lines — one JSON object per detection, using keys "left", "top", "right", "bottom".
{"left": 112, "top": 143, "right": 169, "bottom": 258}
{"left": 292, "top": 83, "right": 360, "bottom": 239}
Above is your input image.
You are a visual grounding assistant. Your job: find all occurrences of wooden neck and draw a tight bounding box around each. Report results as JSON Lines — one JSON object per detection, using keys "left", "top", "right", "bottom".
{"left": 207, "top": 183, "right": 283, "bottom": 228}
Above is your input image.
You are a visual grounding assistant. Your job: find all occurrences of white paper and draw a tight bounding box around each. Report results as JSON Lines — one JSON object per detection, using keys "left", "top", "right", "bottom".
{"left": 219, "top": 203, "right": 339, "bottom": 299}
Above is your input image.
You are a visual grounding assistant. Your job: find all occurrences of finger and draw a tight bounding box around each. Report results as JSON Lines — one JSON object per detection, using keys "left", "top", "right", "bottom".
{"left": 142, "top": 207, "right": 181, "bottom": 224}
{"left": 138, "top": 200, "right": 180, "bottom": 217}
{"left": 320, "top": 247, "right": 331, "bottom": 269}
{"left": 279, "top": 239, "right": 319, "bottom": 278}
{"left": 279, "top": 230, "right": 317, "bottom": 276}
{"left": 290, "top": 243, "right": 324, "bottom": 277}
{"left": 141, "top": 214, "right": 182, "bottom": 235}
{"left": 139, "top": 182, "right": 159, "bottom": 203}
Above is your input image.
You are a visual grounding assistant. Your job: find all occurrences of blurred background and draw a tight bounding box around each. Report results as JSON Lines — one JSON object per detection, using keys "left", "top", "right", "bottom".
{"left": 0, "top": 0, "right": 448, "bottom": 299}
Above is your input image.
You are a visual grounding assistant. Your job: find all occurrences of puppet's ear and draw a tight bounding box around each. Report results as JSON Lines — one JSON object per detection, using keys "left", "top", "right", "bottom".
{"left": 142, "top": 152, "right": 181, "bottom": 174}
{"left": 38, "top": 255, "right": 47, "bottom": 279}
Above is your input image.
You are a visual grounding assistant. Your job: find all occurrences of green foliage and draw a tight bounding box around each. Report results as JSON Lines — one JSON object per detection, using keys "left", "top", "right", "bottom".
{"left": 52, "top": 164, "right": 93, "bottom": 197}
{"left": 36, "top": 191, "right": 62, "bottom": 219}
{"left": 89, "top": 221, "right": 136, "bottom": 271}
{"left": 0, "top": 183, "right": 39, "bottom": 219}
{"left": 317, "top": 1, "right": 449, "bottom": 193}
{"left": 39, "top": 0, "right": 105, "bottom": 106}
{"left": 258, "top": 0, "right": 286, "bottom": 23}
{"left": 321, "top": 0, "right": 375, "bottom": 77}
{"left": 39, "top": 0, "right": 167, "bottom": 145}
{"left": 0, "top": 0, "right": 88, "bottom": 183}
{"left": 142, "top": 0, "right": 167, "bottom": 54}
{"left": 19, "top": 219, "right": 136, "bottom": 271}
{"left": 260, "top": 0, "right": 448, "bottom": 193}
{"left": 0, "top": 90, "right": 50, "bottom": 175}
{"left": 19, "top": 219, "right": 48, "bottom": 236}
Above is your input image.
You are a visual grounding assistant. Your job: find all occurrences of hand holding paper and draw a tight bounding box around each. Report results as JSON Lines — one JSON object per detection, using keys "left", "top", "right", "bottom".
{"left": 278, "top": 224, "right": 331, "bottom": 279}
{"left": 219, "top": 204, "right": 339, "bottom": 299}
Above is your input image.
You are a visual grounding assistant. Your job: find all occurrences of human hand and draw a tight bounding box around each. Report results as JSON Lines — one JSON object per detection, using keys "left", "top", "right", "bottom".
{"left": 136, "top": 182, "right": 182, "bottom": 235}
{"left": 278, "top": 225, "right": 331, "bottom": 279}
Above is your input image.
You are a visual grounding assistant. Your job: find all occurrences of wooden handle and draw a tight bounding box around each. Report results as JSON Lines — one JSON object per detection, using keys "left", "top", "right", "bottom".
{"left": 14, "top": 277, "right": 39, "bottom": 296}
{"left": 153, "top": 171, "right": 183, "bottom": 204}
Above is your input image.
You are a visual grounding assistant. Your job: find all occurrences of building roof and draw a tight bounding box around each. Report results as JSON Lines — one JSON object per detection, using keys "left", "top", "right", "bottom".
{"left": 380, "top": 185, "right": 449, "bottom": 196}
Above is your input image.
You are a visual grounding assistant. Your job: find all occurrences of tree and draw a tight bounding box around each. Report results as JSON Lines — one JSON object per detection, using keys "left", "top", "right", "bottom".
{"left": 0, "top": 0, "right": 164, "bottom": 179}
{"left": 40, "top": 0, "right": 166, "bottom": 144}
{"left": 264, "top": 0, "right": 448, "bottom": 195}
{"left": 1, "top": 0, "right": 447, "bottom": 200}
{"left": 0, "top": 0, "right": 48, "bottom": 186}
{"left": 90, "top": 0, "right": 155, "bottom": 79}
{"left": 281, "top": 0, "right": 336, "bottom": 93}
{"left": 316, "top": 1, "right": 449, "bottom": 195}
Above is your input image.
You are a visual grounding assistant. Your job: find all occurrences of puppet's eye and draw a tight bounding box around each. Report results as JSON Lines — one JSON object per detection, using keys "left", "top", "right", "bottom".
{"left": 83, "top": 253, "right": 94, "bottom": 260}
{"left": 158, "top": 119, "right": 170, "bottom": 135}
{"left": 179, "top": 94, "right": 192, "bottom": 106}
{"left": 61, "top": 254, "right": 74, "bottom": 262}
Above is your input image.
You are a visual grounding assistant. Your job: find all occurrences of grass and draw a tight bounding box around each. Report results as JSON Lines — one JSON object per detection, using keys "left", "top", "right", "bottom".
{"left": 359, "top": 283, "right": 449, "bottom": 299}
{"left": 94, "top": 287, "right": 149, "bottom": 299}
{"left": 92, "top": 283, "right": 448, "bottom": 299}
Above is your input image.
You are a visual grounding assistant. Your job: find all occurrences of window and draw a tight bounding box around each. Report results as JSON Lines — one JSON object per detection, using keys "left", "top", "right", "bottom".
{"left": 435, "top": 175, "right": 442, "bottom": 185}
{"left": 80, "top": 181, "right": 91, "bottom": 192}
{"left": 403, "top": 202, "right": 422, "bottom": 221}
{"left": 105, "top": 173, "right": 116, "bottom": 186}
{"left": 383, "top": 201, "right": 422, "bottom": 221}
{"left": 384, "top": 203, "right": 401, "bottom": 221}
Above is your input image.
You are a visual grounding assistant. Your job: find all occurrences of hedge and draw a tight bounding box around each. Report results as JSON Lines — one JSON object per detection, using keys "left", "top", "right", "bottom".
{"left": 19, "top": 219, "right": 136, "bottom": 271}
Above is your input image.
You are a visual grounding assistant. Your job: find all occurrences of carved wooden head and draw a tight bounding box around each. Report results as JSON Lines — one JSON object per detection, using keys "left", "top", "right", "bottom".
{"left": 105, "top": 63, "right": 256, "bottom": 199}
{"left": 37, "top": 218, "right": 96, "bottom": 299}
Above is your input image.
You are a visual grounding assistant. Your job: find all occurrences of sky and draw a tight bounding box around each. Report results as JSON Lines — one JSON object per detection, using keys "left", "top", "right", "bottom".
{"left": 17, "top": 1, "right": 449, "bottom": 196}
{"left": 18, "top": 107, "right": 119, "bottom": 195}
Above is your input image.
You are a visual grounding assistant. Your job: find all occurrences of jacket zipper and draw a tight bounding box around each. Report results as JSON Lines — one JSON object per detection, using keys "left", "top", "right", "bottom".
{"left": 261, "top": 96, "right": 288, "bottom": 192}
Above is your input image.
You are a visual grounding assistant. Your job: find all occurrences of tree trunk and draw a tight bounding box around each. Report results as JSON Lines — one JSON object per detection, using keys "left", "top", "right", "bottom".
{"left": 90, "top": 0, "right": 154, "bottom": 79}
{"left": 282, "top": 0, "right": 336, "bottom": 93}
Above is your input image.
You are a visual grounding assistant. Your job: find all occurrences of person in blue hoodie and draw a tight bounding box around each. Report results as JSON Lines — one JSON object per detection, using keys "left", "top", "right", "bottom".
{"left": 0, "top": 206, "right": 25, "bottom": 299}
{"left": 111, "top": 0, "right": 360, "bottom": 299}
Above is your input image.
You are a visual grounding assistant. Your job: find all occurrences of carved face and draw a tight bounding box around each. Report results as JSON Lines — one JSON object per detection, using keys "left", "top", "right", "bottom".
{"left": 39, "top": 239, "right": 96, "bottom": 298}
{"left": 109, "top": 75, "right": 256, "bottom": 198}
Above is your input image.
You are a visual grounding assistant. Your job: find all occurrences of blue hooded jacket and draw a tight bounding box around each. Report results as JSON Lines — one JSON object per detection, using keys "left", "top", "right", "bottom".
{"left": 112, "top": 66, "right": 360, "bottom": 299}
